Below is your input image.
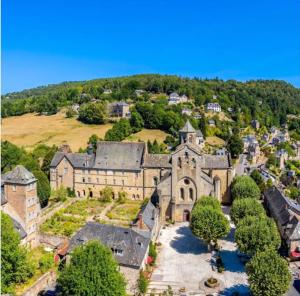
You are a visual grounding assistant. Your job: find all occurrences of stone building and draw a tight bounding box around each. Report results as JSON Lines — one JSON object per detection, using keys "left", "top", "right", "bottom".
{"left": 1, "top": 165, "right": 41, "bottom": 247}
{"left": 50, "top": 120, "right": 234, "bottom": 222}
{"left": 108, "top": 102, "right": 130, "bottom": 118}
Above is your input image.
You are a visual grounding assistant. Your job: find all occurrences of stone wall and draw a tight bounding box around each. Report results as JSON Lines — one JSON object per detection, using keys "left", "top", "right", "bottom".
{"left": 21, "top": 271, "right": 56, "bottom": 296}
{"left": 39, "top": 233, "right": 67, "bottom": 248}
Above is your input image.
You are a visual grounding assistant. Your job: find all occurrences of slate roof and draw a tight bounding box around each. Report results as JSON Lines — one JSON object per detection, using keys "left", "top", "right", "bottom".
{"left": 139, "top": 201, "right": 158, "bottom": 232}
{"left": 196, "top": 129, "right": 203, "bottom": 137}
{"left": 2, "top": 165, "right": 36, "bottom": 185}
{"left": 143, "top": 154, "right": 171, "bottom": 168}
{"left": 180, "top": 120, "right": 196, "bottom": 133}
{"left": 264, "top": 186, "right": 300, "bottom": 240}
{"left": 50, "top": 152, "right": 95, "bottom": 169}
{"left": 94, "top": 142, "right": 145, "bottom": 170}
{"left": 11, "top": 216, "right": 27, "bottom": 239}
{"left": 68, "top": 222, "right": 150, "bottom": 268}
{"left": 203, "top": 154, "right": 231, "bottom": 169}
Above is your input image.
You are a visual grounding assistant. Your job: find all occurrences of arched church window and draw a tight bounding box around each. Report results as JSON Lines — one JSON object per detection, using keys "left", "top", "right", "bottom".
{"left": 180, "top": 188, "right": 185, "bottom": 200}
{"left": 189, "top": 188, "right": 194, "bottom": 200}
{"left": 153, "top": 177, "right": 158, "bottom": 186}
{"left": 185, "top": 151, "right": 189, "bottom": 160}
{"left": 178, "top": 157, "right": 182, "bottom": 168}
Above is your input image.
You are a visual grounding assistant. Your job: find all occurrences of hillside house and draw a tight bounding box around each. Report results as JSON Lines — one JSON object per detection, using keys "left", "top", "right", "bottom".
{"left": 206, "top": 103, "right": 221, "bottom": 113}
{"left": 251, "top": 120, "right": 260, "bottom": 130}
{"left": 181, "top": 108, "right": 192, "bottom": 116}
{"left": 168, "top": 92, "right": 188, "bottom": 105}
{"left": 103, "top": 89, "right": 112, "bottom": 95}
{"left": 108, "top": 102, "right": 130, "bottom": 118}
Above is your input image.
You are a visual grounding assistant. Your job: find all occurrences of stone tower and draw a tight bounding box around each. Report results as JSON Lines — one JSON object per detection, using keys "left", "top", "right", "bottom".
{"left": 179, "top": 120, "right": 197, "bottom": 145}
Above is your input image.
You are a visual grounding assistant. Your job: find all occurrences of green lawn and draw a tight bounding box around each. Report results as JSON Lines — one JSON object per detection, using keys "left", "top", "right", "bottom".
{"left": 106, "top": 200, "right": 143, "bottom": 222}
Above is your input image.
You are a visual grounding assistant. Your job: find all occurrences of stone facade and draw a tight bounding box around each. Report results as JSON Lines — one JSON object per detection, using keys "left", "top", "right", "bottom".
{"left": 1, "top": 166, "right": 41, "bottom": 248}
{"left": 50, "top": 121, "right": 234, "bottom": 223}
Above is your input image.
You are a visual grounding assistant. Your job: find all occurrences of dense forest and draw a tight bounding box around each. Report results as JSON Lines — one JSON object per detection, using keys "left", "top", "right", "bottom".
{"left": 2, "top": 74, "right": 300, "bottom": 129}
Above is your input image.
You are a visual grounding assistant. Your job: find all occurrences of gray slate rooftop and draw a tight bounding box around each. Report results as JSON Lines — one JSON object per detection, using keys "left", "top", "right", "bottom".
{"left": 139, "top": 201, "right": 158, "bottom": 232}
{"left": 50, "top": 152, "right": 95, "bottom": 169}
{"left": 94, "top": 142, "right": 145, "bottom": 170}
{"left": 180, "top": 120, "right": 196, "bottom": 133}
{"left": 68, "top": 222, "right": 150, "bottom": 268}
{"left": 2, "top": 165, "right": 36, "bottom": 185}
{"left": 143, "top": 154, "right": 171, "bottom": 168}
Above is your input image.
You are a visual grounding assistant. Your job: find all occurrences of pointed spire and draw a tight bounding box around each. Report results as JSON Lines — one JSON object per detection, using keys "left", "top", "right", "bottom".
{"left": 180, "top": 120, "right": 196, "bottom": 133}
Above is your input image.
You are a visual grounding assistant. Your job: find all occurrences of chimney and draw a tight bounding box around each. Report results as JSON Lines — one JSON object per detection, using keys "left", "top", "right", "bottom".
{"left": 138, "top": 212, "right": 144, "bottom": 229}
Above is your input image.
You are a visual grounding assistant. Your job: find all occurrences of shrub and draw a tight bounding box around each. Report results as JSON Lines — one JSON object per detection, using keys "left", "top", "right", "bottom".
{"left": 149, "top": 242, "right": 157, "bottom": 265}
{"left": 39, "top": 253, "right": 54, "bottom": 273}
{"left": 51, "top": 186, "right": 68, "bottom": 202}
{"left": 117, "top": 191, "right": 127, "bottom": 204}
{"left": 100, "top": 186, "right": 114, "bottom": 202}
{"left": 138, "top": 271, "right": 149, "bottom": 295}
{"left": 67, "top": 187, "right": 76, "bottom": 198}
{"left": 231, "top": 176, "right": 261, "bottom": 200}
{"left": 230, "top": 198, "right": 265, "bottom": 225}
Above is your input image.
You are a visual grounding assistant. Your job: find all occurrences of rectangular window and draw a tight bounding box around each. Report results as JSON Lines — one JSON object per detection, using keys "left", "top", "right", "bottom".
{"left": 64, "top": 167, "right": 68, "bottom": 175}
{"left": 82, "top": 177, "right": 86, "bottom": 183}
{"left": 122, "top": 180, "right": 125, "bottom": 186}
{"left": 12, "top": 185, "right": 16, "bottom": 192}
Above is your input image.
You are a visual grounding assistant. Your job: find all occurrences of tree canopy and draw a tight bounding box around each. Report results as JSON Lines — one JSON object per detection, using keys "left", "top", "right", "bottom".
{"left": 230, "top": 198, "right": 265, "bottom": 225}
{"left": 235, "top": 215, "right": 281, "bottom": 256}
{"left": 246, "top": 249, "right": 291, "bottom": 296}
{"left": 78, "top": 102, "right": 107, "bottom": 124}
{"left": 231, "top": 176, "right": 261, "bottom": 200}
{"left": 1, "top": 213, "right": 34, "bottom": 293}
{"left": 57, "top": 240, "right": 126, "bottom": 296}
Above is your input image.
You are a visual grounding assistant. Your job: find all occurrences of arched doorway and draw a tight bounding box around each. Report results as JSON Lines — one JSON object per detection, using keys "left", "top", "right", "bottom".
{"left": 183, "top": 210, "right": 190, "bottom": 222}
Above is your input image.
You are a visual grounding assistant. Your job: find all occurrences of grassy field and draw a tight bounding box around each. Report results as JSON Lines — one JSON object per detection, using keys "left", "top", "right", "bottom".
{"left": 205, "top": 136, "right": 225, "bottom": 146}
{"left": 2, "top": 111, "right": 113, "bottom": 151}
{"left": 106, "top": 200, "right": 143, "bottom": 222}
{"left": 125, "top": 129, "right": 168, "bottom": 143}
{"left": 2, "top": 112, "right": 169, "bottom": 151}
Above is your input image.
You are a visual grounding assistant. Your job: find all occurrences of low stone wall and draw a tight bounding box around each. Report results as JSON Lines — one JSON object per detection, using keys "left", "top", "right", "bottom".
{"left": 120, "top": 266, "right": 139, "bottom": 295}
{"left": 39, "top": 233, "right": 67, "bottom": 248}
{"left": 21, "top": 271, "right": 56, "bottom": 296}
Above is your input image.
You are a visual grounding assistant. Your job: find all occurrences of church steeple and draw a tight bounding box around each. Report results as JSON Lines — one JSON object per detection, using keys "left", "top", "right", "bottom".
{"left": 179, "top": 120, "right": 197, "bottom": 145}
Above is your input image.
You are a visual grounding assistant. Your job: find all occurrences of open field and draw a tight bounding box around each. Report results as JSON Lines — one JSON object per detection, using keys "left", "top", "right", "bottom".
{"left": 125, "top": 129, "right": 168, "bottom": 143}
{"left": 2, "top": 111, "right": 113, "bottom": 151}
{"left": 205, "top": 136, "right": 225, "bottom": 146}
{"left": 2, "top": 112, "right": 169, "bottom": 151}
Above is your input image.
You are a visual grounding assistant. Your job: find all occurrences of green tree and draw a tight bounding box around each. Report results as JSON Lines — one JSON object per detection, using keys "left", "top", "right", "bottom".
{"left": 231, "top": 176, "right": 261, "bottom": 200}
{"left": 88, "top": 134, "right": 100, "bottom": 151}
{"left": 1, "top": 140, "right": 24, "bottom": 172}
{"left": 149, "top": 241, "right": 157, "bottom": 265}
{"left": 101, "top": 186, "right": 114, "bottom": 202}
{"left": 105, "top": 119, "right": 132, "bottom": 141}
{"left": 246, "top": 249, "right": 291, "bottom": 296}
{"left": 227, "top": 134, "right": 243, "bottom": 159}
{"left": 41, "top": 146, "right": 58, "bottom": 178}
{"left": 51, "top": 186, "right": 68, "bottom": 202}
{"left": 130, "top": 111, "right": 144, "bottom": 132}
{"left": 195, "top": 196, "right": 221, "bottom": 210}
{"left": 190, "top": 205, "right": 230, "bottom": 247}
{"left": 138, "top": 271, "right": 149, "bottom": 295}
{"left": 230, "top": 198, "right": 265, "bottom": 225}
{"left": 78, "top": 102, "right": 107, "bottom": 124}
{"left": 235, "top": 216, "right": 281, "bottom": 256}
{"left": 33, "top": 170, "right": 51, "bottom": 207}
{"left": 250, "top": 169, "right": 265, "bottom": 191}
{"left": 57, "top": 240, "right": 126, "bottom": 296}
{"left": 1, "top": 213, "right": 34, "bottom": 293}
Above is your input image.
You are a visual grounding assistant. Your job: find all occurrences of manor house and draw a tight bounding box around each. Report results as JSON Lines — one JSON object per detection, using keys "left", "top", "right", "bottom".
{"left": 50, "top": 121, "right": 235, "bottom": 222}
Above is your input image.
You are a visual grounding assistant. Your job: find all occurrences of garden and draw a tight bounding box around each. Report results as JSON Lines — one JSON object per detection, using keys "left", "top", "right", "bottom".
{"left": 40, "top": 199, "right": 109, "bottom": 237}
{"left": 105, "top": 199, "right": 144, "bottom": 225}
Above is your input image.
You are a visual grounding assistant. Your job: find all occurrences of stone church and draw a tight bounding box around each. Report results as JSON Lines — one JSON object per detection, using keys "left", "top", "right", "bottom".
{"left": 50, "top": 121, "right": 235, "bottom": 222}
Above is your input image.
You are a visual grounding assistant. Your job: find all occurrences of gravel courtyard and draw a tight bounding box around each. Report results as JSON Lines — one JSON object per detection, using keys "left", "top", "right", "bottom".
{"left": 149, "top": 221, "right": 249, "bottom": 295}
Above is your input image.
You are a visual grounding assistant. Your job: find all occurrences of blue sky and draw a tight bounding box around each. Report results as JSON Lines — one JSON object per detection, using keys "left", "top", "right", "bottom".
{"left": 2, "top": 0, "right": 300, "bottom": 93}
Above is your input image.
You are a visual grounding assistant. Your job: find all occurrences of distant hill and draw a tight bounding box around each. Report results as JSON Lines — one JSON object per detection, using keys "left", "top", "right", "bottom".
{"left": 2, "top": 74, "right": 300, "bottom": 127}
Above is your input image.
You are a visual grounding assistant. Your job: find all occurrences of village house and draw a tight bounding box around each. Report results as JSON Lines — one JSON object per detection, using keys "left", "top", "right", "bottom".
{"left": 181, "top": 108, "right": 192, "bottom": 116}
{"left": 50, "top": 120, "right": 235, "bottom": 223}
{"left": 242, "top": 135, "right": 258, "bottom": 152}
{"left": 168, "top": 92, "right": 188, "bottom": 105}
{"left": 108, "top": 102, "right": 130, "bottom": 118}
{"left": 68, "top": 221, "right": 151, "bottom": 292}
{"left": 206, "top": 103, "right": 221, "bottom": 113}
{"left": 264, "top": 186, "right": 300, "bottom": 260}
{"left": 208, "top": 119, "right": 216, "bottom": 126}
{"left": 247, "top": 143, "right": 260, "bottom": 164}
{"left": 103, "top": 89, "right": 112, "bottom": 95}
{"left": 1, "top": 165, "right": 41, "bottom": 248}
{"left": 135, "top": 89, "right": 145, "bottom": 96}
{"left": 276, "top": 149, "right": 289, "bottom": 169}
